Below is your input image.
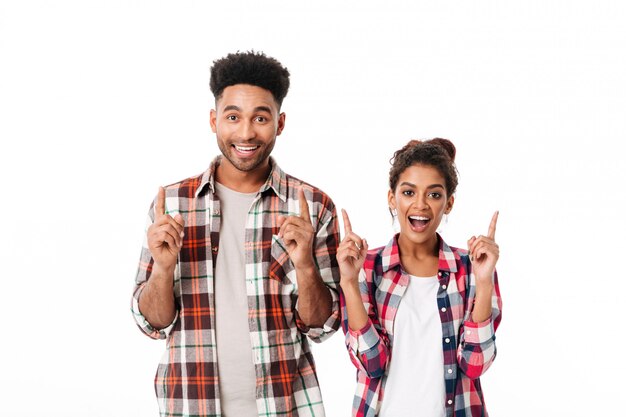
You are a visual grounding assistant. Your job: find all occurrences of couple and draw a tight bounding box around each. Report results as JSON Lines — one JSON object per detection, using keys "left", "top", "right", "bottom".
{"left": 131, "top": 51, "right": 502, "bottom": 417}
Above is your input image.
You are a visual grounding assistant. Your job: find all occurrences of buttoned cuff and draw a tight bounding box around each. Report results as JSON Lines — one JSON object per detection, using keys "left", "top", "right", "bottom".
{"left": 463, "top": 317, "right": 495, "bottom": 345}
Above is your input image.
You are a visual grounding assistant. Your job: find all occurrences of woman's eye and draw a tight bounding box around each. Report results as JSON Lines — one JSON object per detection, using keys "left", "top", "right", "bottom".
{"left": 402, "top": 190, "right": 414, "bottom": 196}
{"left": 429, "top": 192, "right": 442, "bottom": 199}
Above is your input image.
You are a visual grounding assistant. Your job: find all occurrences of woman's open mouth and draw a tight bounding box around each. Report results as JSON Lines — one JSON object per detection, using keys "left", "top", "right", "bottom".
{"left": 408, "top": 215, "right": 431, "bottom": 232}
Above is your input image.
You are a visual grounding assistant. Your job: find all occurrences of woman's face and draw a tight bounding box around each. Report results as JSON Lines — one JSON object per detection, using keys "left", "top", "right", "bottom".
{"left": 388, "top": 163, "right": 454, "bottom": 247}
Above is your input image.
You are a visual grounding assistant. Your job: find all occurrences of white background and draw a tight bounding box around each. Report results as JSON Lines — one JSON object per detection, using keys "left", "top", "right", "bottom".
{"left": 1, "top": 1, "right": 624, "bottom": 416}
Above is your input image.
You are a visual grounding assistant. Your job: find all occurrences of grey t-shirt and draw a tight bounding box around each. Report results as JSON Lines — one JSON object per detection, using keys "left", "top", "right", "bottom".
{"left": 214, "top": 182, "right": 257, "bottom": 416}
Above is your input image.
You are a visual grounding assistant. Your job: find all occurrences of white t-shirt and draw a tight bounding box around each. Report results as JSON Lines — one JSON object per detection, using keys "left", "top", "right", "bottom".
{"left": 214, "top": 182, "right": 258, "bottom": 416}
{"left": 379, "top": 275, "right": 446, "bottom": 417}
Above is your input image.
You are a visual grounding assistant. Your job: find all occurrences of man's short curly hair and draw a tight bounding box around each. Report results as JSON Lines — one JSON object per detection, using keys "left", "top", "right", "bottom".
{"left": 209, "top": 51, "right": 290, "bottom": 107}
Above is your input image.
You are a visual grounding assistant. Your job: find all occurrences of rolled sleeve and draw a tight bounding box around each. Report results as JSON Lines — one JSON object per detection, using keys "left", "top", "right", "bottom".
{"left": 462, "top": 317, "right": 495, "bottom": 345}
{"left": 347, "top": 321, "right": 380, "bottom": 354}
{"left": 297, "top": 286, "right": 340, "bottom": 343}
{"left": 131, "top": 282, "right": 178, "bottom": 340}
{"left": 458, "top": 268, "right": 502, "bottom": 379}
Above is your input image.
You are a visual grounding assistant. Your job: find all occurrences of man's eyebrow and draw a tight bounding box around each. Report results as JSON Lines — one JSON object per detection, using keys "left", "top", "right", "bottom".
{"left": 254, "top": 106, "right": 273, "bottom": 113}
{"left": 223, "top": 105, "right": 241, "bottom": 112}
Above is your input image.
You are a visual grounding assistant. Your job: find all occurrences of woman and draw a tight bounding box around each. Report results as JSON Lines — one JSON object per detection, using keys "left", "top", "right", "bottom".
{"left": 338, "top": 138, "right": 502, "bottom": 417}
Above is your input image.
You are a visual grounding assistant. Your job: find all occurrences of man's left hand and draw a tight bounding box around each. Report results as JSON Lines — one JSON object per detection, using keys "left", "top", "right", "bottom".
{"left": 277, "top": 188, "right": 316, "bottom": 270}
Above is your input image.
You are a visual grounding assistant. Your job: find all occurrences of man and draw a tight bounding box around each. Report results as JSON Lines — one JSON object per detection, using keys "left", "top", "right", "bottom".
{"left": 131, "top": 51, "right": 340, "bottom": 417}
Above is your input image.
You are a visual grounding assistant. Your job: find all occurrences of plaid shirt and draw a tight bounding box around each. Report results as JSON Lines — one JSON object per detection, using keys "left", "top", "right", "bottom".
{"left": 131, "top": 157, "right": 341, "bottom": 417}
{"left": 341, "top": 234, "right": 502, "bottom": 417}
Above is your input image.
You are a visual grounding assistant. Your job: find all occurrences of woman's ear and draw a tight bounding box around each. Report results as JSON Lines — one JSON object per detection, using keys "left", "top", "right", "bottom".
{"left": 388, "top": 189, "right": 396, "bottom": 211}
{"left": 445, "top": 195, "right": 455, "bottom": 214}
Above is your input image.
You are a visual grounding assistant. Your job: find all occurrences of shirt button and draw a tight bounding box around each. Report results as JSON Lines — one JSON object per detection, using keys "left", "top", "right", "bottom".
{"left": 447, "top": 368, "right": 453, "bottom": 374}
{"left": 448, "top": 399, "right": 453, "bottom": 405}
{"left": 212, "top": 246, "right": 219, "bottom": 253}
{"left": 442, "top": 284, "right": 447, "bottom": 289}
{"left": 445, "top": 338, "right": 450, "bottom": 343}
{"left": 441, "top": 307, "right": 447, "bottom": 312}
{"left": 438, "top": 272, "right": 442, "bottom": 276}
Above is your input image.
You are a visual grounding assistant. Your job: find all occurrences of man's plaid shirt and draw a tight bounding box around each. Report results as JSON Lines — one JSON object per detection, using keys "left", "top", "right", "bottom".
{"left": 340, "top": 235, "right": 502, "bottom": 417}
{"left": 131, "top": 157, "right": 341, "bottom": 417}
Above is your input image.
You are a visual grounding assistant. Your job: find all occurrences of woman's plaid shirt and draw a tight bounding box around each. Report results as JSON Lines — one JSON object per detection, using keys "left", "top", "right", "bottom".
{"left": 340, "top": 235, "right": 502, "bottom": 417}
{"left": 131, "top": 157, "right": 341, "bottom": 417}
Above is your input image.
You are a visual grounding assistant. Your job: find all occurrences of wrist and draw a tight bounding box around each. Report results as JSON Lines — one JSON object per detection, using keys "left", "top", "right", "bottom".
{"left": 475, "top": 282, "right": 494, "bottom": 298}
{"left": 294, "top": 256, "right": 316, "bottom": 273}
{"left": 340, "top": 280, "right": 360, "bottom": 296}
{"left": 151, "top": 263, "right": 176, "bottom": 283}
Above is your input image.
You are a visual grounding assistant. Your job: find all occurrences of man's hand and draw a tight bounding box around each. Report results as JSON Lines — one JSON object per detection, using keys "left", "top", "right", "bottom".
{"left": 277, "top": 188, "right": 316, "bottom": 269}
{"left": 147, "top": 187, "right": 185, "bottom": 272}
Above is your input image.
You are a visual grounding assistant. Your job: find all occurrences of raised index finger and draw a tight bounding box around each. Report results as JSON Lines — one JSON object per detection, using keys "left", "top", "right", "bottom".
{"left": 299, "top": 188, "right": 311, "bottom": 224}
{"left": 341, "top": 208, "right": 352, "bottom": 235}
{"left": 487, "top": 210, "right": 499, "bottom": 239}
{"left": 155, "top": 186, "right": 166, "bottom": 219}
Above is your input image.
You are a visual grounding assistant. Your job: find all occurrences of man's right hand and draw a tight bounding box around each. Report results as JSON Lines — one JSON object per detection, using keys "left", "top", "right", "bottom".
{"left": 147, "top": 187, "right": 185, "bottom": 272}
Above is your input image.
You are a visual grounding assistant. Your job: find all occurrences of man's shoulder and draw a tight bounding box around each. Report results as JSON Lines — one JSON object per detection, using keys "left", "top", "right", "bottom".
{"left": 282, "top": 172, "right": 335, "bottom": 206}
{"left": 162, "top": 170, "right": 208, "bottom": 198}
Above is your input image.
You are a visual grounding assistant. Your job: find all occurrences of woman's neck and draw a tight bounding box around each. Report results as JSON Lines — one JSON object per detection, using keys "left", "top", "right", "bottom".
{"left": 397, "top": 233, "right": 440, "bottom": 277}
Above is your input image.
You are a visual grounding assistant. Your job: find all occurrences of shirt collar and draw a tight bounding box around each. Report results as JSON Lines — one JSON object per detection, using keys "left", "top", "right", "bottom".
{"left": 195, "top": 156, "right": 287, "bottom": 202}
{"left": 381, "top": 233, "right": 459, "bottom": 274}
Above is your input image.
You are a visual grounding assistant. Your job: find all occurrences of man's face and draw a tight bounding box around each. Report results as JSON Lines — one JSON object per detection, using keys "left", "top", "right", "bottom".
{"left": 210, "top": 84, "right": 285, "bottom": 174}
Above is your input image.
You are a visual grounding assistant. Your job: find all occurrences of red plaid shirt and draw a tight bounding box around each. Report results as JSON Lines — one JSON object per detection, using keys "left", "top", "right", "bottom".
{"left": 340, "top": 234, "right": 502, "bottom": 417}
{"left": 131, "top": 157, "right": 341, "bottom": 417}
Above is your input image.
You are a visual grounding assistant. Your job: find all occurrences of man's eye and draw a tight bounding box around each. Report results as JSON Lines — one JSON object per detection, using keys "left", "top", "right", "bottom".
{"left": 256, "top": 116, "right": 266, "bottom": 122}
{"left": 227, "top": 115, "right": 237, "bottom": 121}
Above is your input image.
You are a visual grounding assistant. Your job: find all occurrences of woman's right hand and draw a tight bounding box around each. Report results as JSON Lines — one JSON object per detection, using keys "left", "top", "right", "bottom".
{"left": 337, "top": 209, "right": 368, "bottom": 287}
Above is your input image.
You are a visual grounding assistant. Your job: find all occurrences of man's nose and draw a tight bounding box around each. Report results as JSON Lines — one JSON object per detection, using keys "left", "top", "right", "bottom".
{"left": 237, "top": 120, "right": 256, "bottom": 141}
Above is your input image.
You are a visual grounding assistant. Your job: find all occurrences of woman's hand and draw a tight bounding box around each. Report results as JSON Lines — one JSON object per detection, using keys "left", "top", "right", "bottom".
{"left": 467, "top": 211, "right": 499, "bottom": 287}
{"left": 337, "top": 209, "right": 368, "bottom": 287}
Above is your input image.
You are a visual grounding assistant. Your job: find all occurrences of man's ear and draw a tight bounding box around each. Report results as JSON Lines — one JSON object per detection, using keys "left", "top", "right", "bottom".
{"left": 210, "top": 109, "right": 217, "bottom": 133}
{"left": 276, "top": 112, "right": 286, "bottom": 136}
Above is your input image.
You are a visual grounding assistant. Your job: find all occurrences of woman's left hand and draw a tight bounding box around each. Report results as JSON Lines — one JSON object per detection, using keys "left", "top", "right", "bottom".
{"left": 467, "top": 211, "right": 499, "bottom": 286}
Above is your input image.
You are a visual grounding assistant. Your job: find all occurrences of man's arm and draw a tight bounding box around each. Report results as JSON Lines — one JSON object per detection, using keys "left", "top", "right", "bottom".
{"left": 277, "top": 188, "right": 338, "bottom": 329}
{"left": 138, "top": 263, "right": 177, "bottom": 329}
{"left": 132, "top": 187, "right": 184, "bottom": 334}
{"left": 292, "top": 264, "right": 333, "bottom": 328}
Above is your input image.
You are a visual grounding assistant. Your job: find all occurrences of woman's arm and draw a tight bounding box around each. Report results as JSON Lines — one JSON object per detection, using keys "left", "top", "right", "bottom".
{"left": 457, "top": 212, "right": 502, "bottom": 379}
{"left": 338, "top": 209, "right": 390, "bottom": 379}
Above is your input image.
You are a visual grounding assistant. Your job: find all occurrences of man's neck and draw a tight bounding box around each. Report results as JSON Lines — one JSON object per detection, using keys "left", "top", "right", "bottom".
{"left": 215, "top": 158, "right": 272, "bottom": 193}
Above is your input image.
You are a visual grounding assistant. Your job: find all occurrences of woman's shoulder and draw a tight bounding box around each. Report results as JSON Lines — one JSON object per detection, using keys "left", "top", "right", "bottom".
{"left": 439, "top": 238, "right": 472, "bottom": 273}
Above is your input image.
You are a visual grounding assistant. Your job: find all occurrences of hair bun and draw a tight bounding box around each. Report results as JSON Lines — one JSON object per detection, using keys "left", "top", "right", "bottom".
{"left": 428, "top": 138, "right": 456, "bottom": 161}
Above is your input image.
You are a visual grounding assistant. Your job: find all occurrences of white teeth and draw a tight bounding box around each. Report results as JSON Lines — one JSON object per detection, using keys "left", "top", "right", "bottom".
{"left": 409, "top": 216, "right": 430, "bottom": 221}
{"left": 235, "top": 145, "right": 258, "bottom": 152}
